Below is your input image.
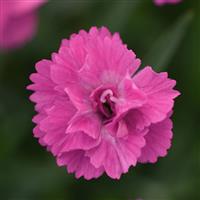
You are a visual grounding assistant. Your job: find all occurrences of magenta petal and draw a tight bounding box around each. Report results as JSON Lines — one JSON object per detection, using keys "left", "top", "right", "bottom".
{"left": 33, "top": 126, "right": 45, "bottom": 138}
{"left": 60, "top": 131, "right": 101, "bottom": 152}
{"left": 116, "top": 131, "right": 146, "bottom": 172}
{"left": 116, "top": 120, "right": 129, "bottom": 138}
{"left": 138, "top": 117, "right": 173, "bottom": 163}
{"left": 64, "top": 86, "right": 91, "bottom": 111}
{"left": 117, "top": 78, "right": 146, "bottom": 113}
{"left": 133, "top": 67, "right": 180, "bottom": 124}
{"left": 27, "top": 60, "right": 60, "bottom": 111}
{"left": 39, "top": 100, "right": 76, "bottom": 131}
{"left": 98, "top": 26, "right": 112, "bottom": 39}
{"left": 0, "top": 0, "right": 46, "bottom": 50}
{"left": 38, "top": 100, "right": 76, "bottom": 146}
{"left": 154, "top": 0, "right": 182, "bottom": 6}
{"left": 66, "top": 112, "right": 102, "bottom": 139}
{"left": 50, "top": 64, "right": 78, "bottom": 86}
{"left": 35, "top": 59, "right": 51, "bottom": 76}
{"left": 0, "top": 12, "right": 37, "bottom": 50}
{"left": 125, "top": 109, "right": 152, "bottom": 132}
{"left": 50, "top": 64, "right": 92, "bottom": 111}
{"left": 80, "top": 34, "right": 141, "bottom": 86}
{"left": 68, "top": 35, "right": 87, "bottom": 68}
{"left": 57, "top": 150, "right": 104, "bottom": 180}
{"left": 86, "top": 140, "right": 107, "bottom": 169}
{"left": 89, "top": 26, "right": 111, "bottom": 39}
{"left": 87, "top": 140, "right": 122, "bottom": 179}
{"left": 103, "top": 142, "right": 122, "bottom": 179}
{"left": 11, "top": 0, "right": 46, "bottom": 16}
{"left": 87, "top": 128, "right": 146, "bottom": 179}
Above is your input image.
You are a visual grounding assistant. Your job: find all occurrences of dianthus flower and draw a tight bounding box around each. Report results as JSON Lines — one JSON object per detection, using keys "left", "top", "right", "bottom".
{"left": 28, "top": 27, "right": 180, "bottom": 180}
{"left": 0, "top": 0, "right": 46, "bottom": 50}
{"left": 154, "top": 0, "right": 182, "bottom": 6}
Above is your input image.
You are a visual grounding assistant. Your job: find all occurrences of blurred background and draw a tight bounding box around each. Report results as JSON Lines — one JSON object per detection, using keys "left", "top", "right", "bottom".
{"left": 0, "top": 0, "right": 199, "bottom": 199}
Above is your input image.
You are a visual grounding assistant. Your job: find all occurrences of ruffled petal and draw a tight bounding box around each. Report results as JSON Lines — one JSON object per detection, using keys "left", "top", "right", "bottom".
{"left": 138, "top": 117, "right": 173, "bottom": 163}
{"left": 60, "top": 131, "right": 101, "bottom": 152}
{"left": 79, "top": 34, "right": 140, "bottom": 88}
{"left": 52, "top": 26, "right": 112, "bottom": 72}
{"left": 52, "top": 39, "right": 85, "bottom": 71}
{"left": 57, "top": 150, "right": 104, "bottom": 180}
{"left": 125, "top": 109, "right": 151, "bottom": 131}
{"left": 38, "top": 99, "right": 76, "bottom": 146}
{"left": 66, "top": 112, "right": 102, "bottom": 139}
{"left": 116, "top": 120, "right": 129, "bottom": 138}
{"left": 116, "top": 78, "right": 147, "bottom": 114}
{"left": 87, "top": 128, "right": 146, "bottom": 179}
{"left": 103, "top": 141, "right": 122, "bottom": 179}
{"left": 50, "top": 62, "right": 92, "bottom": 111}
{"left": 27, "top": 60, "right": 61, "bottom": 111}
{"left": 64, "top": 85, "right": 91, "bottom": 111}
{"left": 50, "top": 63, "right": 78, "bottom": 87}
{"left": 133, "top": 66, "right": 180, "bottom": 124}
{"left": 115, "top": 130, "right": 147, "bottom": 172}
{"left": 88, "top": 26, "right": 112, "bottom": 39}
{"left": 87, "top": 139, "right": 122, "bottom": 179}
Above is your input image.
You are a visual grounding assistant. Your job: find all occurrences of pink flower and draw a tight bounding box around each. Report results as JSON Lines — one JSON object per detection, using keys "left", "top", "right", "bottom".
{"left": 28, "top": 27, "right": 180, "bottom": 180}
{"left": 154, "top": 0, "right": 182, "bottom": 6}
{"left": 0, "top": 0, "right": 46, "bottom": 51}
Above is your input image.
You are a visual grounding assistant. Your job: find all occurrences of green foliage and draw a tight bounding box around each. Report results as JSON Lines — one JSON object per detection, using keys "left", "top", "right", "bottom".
{"left": 0, "top": 0, "right": 199, "bottom": 199}
{"left": 143, "top": 10, "right": 193, "bottom": 70}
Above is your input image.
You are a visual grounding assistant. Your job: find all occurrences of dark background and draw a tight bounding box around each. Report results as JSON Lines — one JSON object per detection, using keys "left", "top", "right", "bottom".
{"left": 0, "top": 0, "right": 199, "bottom": 199}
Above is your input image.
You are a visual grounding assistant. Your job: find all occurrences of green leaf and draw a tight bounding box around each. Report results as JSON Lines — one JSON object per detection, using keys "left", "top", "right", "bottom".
{"left": 143, "top": 11, "right": 194, "bottom": 71}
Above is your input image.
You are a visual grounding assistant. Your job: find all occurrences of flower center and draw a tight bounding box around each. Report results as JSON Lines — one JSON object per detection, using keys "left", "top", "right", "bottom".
{"left": 90, "top": 87, "right": 118, "bottom": 123}
{"left": 98, "top": 89, "right": 117, "bottom": 120}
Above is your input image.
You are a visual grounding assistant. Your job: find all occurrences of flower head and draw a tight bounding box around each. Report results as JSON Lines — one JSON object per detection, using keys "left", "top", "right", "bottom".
{"left": 0, "top": 0, "right": 46, "bottom": 51}
{"left": 28, "top": 27, "right": 180, "bottom": 180}
{"left": 154, "top": 0, "right": 182, "bottom": 6}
